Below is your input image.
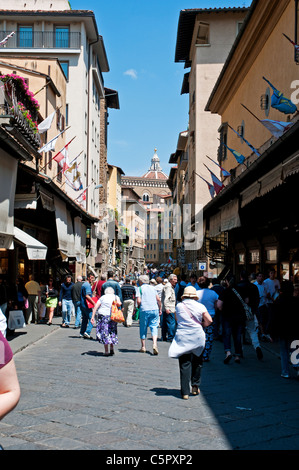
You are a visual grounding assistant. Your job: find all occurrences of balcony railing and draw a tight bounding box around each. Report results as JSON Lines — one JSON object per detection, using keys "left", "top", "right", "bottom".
{"left": 0, "top": 81, "right": 41, "bottom": 150}
{"left": 0, "top": 31, "right": 81, "bottom": 49}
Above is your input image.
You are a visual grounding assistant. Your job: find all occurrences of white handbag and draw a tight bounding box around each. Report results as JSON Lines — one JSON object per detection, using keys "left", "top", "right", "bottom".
{"left": 8, "top": 310, "right": 26, "bottom": 330}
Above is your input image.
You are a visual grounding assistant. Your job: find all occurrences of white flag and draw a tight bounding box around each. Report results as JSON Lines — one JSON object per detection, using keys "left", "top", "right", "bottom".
{"left": 38, "top": 111, "right": 55, "bottom": 134}
{"left": 39, "top": 135, "right": 59, "bottom": 153}
{"left": 38, "top": 128, "right": 67, "bottom": 154}
{"left": 261, "top": 119, "right": 294, "bottom": 138}
{"left": 0, "top": 31, "right": 15, "bottom": 46}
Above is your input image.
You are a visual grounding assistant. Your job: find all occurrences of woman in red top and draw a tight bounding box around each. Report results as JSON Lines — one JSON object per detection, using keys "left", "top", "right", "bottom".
{"left": 0, "top": 331, "right": 20, "bottom": 421}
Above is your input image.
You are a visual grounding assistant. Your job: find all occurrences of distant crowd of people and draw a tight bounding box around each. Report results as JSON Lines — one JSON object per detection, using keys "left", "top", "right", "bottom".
{"left": 1, "top": 267, "right": 298, "bottom": 402}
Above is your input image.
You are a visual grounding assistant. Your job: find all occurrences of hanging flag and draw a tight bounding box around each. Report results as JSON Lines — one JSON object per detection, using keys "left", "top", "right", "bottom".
{"left": 223, "top": 143, "right": 246, "bottom": 164}
{"left": 53, "top": 143, "right": 70, "bottom": 172}
{"left": 206, "top": 155, "right": 231, "bottom": 177}
{"left": 38, "top": 134, "right": 60, "bottom": 154}
{"left": 260, "top": 119, "right": 294, "bottom": 138}
{"left": 38, "top": 111, "right": 55, "bottom": 134}
{"left": 228, "top": 124, "right": 261, "bottom": 157}
{"left": 263, "top": 76, "right": 297, "bottom": 115}
{"left": 203, "top": 165, "right": 225, "bottom": 195}
{"left": 283, "top": 33, "right": 299, "bottom": 59}
{"left": 76, "top": 189, "right": 87, "bottom": 209}
{"left": 64, "top": 161, "right": 83, "bottom": 191}
{"left": 194, "top": 171, "right": 215, "bottom": 198}
{"left": 0, "top": 31, "right": 15, "bottom": 46}
{"left": 38, "top": 127, "right": 69, "bottom": 154}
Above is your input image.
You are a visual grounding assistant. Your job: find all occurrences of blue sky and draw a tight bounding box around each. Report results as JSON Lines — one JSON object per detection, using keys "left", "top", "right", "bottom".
{"left": 71, "top": 0, "right": 252, "bottom": 177}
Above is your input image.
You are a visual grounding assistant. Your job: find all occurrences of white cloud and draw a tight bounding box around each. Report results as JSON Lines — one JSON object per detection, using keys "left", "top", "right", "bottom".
{"left": 124, "top": 69, "right": 138, "bottom": 80}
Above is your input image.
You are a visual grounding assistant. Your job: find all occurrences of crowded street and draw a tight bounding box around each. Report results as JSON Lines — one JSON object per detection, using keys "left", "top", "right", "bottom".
{"left": 1, "top": 315, "right": 299, "bottom": 452}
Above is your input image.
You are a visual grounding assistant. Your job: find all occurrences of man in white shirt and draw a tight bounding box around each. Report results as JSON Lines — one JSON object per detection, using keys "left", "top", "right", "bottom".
{"left": 161, "top": 274, "right": 177, "bottom": 342}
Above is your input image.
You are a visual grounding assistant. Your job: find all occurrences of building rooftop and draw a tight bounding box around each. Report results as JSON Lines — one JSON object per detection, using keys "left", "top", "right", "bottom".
{"left": 175, "top": 6, "right": 250, "bottom": 65}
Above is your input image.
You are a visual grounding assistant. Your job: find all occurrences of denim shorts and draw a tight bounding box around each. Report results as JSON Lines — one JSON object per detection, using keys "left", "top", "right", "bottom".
{"left": 139, "top": 309, "right": 159, "bottom": 339}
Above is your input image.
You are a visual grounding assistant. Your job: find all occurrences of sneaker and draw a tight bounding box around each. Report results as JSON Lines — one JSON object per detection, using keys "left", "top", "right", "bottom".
{"left": 256, "top": 346, "right": 263, "bottom": 360}
{"left": 281, "top": 373, "right": 289, "bottom": 379}
{"left": 83, "top": 332, "right": 92, "bottom": 339}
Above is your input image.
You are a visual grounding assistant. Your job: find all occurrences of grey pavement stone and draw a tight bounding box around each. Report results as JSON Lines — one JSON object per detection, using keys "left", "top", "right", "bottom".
{"left": 1, "top": 318, "right": 299, "bottom": 450}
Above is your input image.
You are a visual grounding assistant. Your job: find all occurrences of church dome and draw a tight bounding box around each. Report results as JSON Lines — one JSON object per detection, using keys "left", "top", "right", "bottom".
{"left": 142, "top": 148, "right": 168, "bottom": 180}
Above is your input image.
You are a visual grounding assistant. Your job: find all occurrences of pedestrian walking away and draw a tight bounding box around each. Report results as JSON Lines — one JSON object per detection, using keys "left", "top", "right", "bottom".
{"left": 168, "top": 286, "right": 213, "bottom": 400}
{"left": 217, "top": 275, "right": 247, "bottom": 364}
{"left": 237, "top": 271, "right": 263, "bottom": 361}
{"left": 100, "top": 271, "right": 123, "bottom": 304}
{"left": 59, "top": 275, "right": 74, "bottom": 328}
{"left": 24, "top": 274, "right": 41, "bottom": 324}
{"left": 121, "top": 279, "right": 136, "bottom": 327}
{"left": 196, "top": 276, "right": 219, "bottom": 362}
{"left": 161, "top": 274, "right": 177, "bottom": 342}
{"left": 136, "top": 275, "right": 161, "bottom": 355}
{"left": 91, "top": 287, "right": 122, "bottom": 356}
{"left": 254, "top": 272, "right": 272, "bottom": 342}
{"left": 80, "top": 273, "right": 96, "bottom": 339}
{"left": 71, "top": 276, "right": 83, "bottom": 329}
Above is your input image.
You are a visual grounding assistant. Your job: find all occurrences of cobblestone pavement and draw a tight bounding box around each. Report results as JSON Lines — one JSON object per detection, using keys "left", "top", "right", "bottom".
{"left": 1, "top": 318, "right": 299, "bottom": 451}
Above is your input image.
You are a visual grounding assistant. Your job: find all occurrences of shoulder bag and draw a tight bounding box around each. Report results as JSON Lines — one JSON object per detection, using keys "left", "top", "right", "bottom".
{"left": 232, "top": 288, "right": 254, "bottom": 321}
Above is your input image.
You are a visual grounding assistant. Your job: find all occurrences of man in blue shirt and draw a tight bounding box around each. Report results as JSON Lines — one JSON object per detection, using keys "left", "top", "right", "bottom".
{"left": 101, "top": 271, "right": 123, "bottom": 303}
{"left": 80, "top": 272, "right": 96, "bottom": 339}
{"left": 59, "top": 275, "right": 74, "bottom": 328}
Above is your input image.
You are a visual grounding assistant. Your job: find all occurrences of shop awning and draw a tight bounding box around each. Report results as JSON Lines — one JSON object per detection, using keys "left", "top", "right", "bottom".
{"left": 54, "top": 196, "right": 76, "bottom": 258}
{"left": 14, "top": 227, "right": 47, "bottom": 260}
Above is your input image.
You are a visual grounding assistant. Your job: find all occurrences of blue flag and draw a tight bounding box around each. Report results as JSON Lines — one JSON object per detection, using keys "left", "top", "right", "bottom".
{"left": 263, "top": 76, "right": 297, "bottom": 115}
{"left": 223, "top": 144, "right": 246, "bottom": 164}
{"left": 228, "top": 125, "right": 261, "bottom": 157}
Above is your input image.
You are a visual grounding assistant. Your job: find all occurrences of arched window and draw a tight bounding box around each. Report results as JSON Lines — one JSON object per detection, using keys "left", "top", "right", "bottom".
{"left": 143, "top": 193, "right": 150, "bottom": 202}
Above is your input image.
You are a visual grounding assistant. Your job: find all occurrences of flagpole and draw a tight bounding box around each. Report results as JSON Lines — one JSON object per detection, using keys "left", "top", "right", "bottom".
{"left": 34, "top": 80, "right": 51, "bottom": 96}
{"left": 39, "top": 131, "right": 74, "bottom": 172}
{"left": 241, "top": 104, "right": 262, "bottom": 124}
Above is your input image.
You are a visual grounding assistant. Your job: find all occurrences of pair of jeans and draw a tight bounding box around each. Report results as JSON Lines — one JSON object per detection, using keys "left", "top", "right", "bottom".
{"left": 62, "top": 299, "right": 73, "bottom": 326}
{"left": 74, "top": 300, "right": 82, "bottom": 328}
{"left": 80, "top": 306, "right": 93, "bottom": 336}
{"left": 222, "top": 319, "right": 243, "bottom": 357}
{"left": 178, "top": 352, "right": 203, "bottom": 396}
{"left": 161, "top": 311, "right": 176, "bottom": 341}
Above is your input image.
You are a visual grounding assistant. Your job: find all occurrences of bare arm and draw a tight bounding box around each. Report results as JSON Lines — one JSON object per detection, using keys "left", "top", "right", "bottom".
{"left": 202, "top": 311, "right": 213, "bottom": 328}
{"left": 0, "top": 359, "right": 21, "bottom": 421}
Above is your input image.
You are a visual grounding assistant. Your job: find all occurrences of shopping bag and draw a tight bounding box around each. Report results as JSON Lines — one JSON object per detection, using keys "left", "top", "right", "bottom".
{"left": 110, "top": 301, "right": 124, "bottom": 323}
{"left": 8, "top": 310, "right": 26, "bottom": 330}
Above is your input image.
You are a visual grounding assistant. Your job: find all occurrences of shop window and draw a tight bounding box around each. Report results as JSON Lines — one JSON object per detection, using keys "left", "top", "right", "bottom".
{"left": 249, "top": 250, "right": 260, "bottom": 264}
{"left": 237, "top": 252, "right": 245, "bottom": 265}
{"left": 265, "top": 248, "right": 277, "bottom": 263}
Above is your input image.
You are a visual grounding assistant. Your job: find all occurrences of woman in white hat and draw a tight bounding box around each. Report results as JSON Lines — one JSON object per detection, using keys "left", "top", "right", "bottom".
{"left": 168, "top": 286, "right": 212, "bottom": 400}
